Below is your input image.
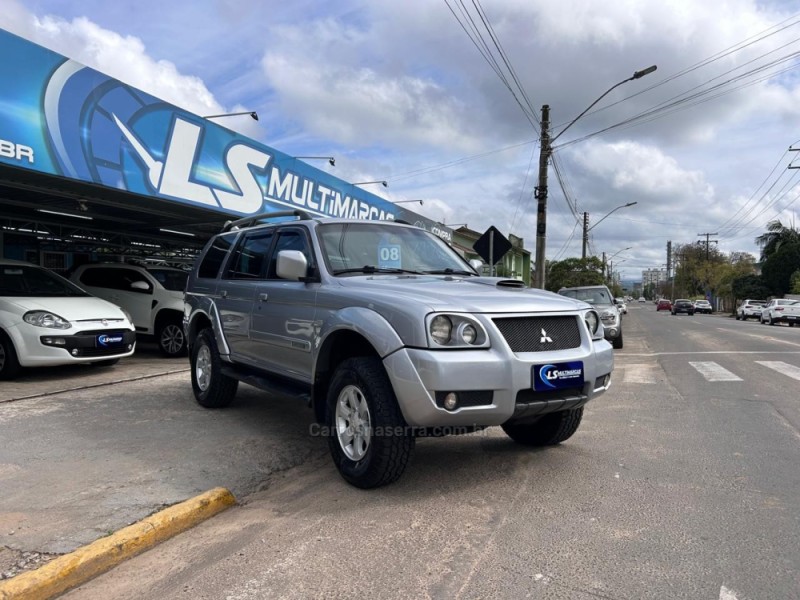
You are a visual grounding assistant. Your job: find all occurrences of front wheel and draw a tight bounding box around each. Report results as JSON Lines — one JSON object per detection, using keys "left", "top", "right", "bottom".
{"left": 502, "top": 408, "right": 584, "bottom": 446}
{"left": 190, "top": 329, "right": 238, "bottom": 408}
{"left": 0, "top": 331, "right": 21, "bottom": 380}
{"left": 612, "top": 332, "right": 623, "bottom": 349}
{"left": 158, "top": 318, "right": 188, "bottom": 357}
{"left": 326, "top": 357, "right": 414, "bottom": 489}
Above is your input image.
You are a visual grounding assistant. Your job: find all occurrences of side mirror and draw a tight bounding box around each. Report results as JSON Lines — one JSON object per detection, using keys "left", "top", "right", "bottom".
{"left": 469, "top": 259, "right": 484, "bottom": 271}
{"left": 130, "top": 280, "right": 150, "bottom": 291}
{"left": 276, "top": 250, "right": 308, "bottom": 281}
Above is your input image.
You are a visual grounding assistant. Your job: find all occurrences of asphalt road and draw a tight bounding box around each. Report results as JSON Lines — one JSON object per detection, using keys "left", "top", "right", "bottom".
{"left": 3, "top": 306, "right": 800, "bottom": 599}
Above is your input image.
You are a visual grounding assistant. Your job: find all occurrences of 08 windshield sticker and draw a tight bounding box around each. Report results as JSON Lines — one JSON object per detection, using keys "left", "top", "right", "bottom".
{"left": 378, "top": 244, "right": 401, "bottom": 269}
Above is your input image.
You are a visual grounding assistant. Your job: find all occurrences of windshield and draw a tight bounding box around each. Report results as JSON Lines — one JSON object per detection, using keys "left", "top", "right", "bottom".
{"left": 0, "top": 265, "right": 90, "bottom": 297}
{"left": 560, "top": 288, "right": 612, "bottom": 304}
{"left": 317, "top": 222, "right": 475, "bottom": 276}
{"left": 149, "top": 268, "right": 189, "bottom": 291}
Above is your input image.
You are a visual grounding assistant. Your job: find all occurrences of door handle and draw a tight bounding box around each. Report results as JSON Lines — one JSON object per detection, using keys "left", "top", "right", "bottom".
{"left": 258, "top": 293, "right": 269, "bottom": 302}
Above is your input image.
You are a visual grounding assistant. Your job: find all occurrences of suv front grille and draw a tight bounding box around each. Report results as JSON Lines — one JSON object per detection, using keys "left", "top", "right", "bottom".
{"left": 492, "top": 316, "right": 582, "bottom": 352}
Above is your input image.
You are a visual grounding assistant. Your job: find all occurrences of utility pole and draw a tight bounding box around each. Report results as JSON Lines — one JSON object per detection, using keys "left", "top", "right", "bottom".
{"left": 697, "top": 232, "right": 718, "bottom": 261}
{"left": 602, "top": 251, "right": 606, "bottom": 277}
{"left": 582, "top": 212, "right": 589, "bottom": 259}
{"left": 533, "top": 105, "right": 550, "bottom": 289}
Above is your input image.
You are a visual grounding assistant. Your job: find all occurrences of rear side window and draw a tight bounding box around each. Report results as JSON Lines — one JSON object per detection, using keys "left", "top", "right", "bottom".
{"left": 198, "top": 234, "right": 235, "bottom": 279}
{"left": 79, "top": 267, "right": 151, "bottom": 293}
{"left": 225, "top": 231, "right": 274, "bottom": 279}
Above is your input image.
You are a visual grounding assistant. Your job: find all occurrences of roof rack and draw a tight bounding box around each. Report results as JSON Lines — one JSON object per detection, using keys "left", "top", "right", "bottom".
{"left": 222, "top": 210, "right": 312, "bottom": 232}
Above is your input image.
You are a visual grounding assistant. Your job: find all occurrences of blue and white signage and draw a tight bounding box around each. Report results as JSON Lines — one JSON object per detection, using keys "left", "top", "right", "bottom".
{"left": 533, "top": 362, "right": 584, "bottom": 390}
{"left": 0, "top": 28, "right": 452, "bottom": 240}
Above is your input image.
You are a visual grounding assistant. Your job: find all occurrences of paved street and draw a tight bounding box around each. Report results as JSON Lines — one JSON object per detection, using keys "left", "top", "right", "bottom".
{"left": 3, "top": 305, "right": 800, "bottom": 599}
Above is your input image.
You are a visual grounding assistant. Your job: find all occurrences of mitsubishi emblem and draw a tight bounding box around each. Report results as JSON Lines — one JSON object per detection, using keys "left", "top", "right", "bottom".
{"left": 540, "top": 328, "right": 553, "bottom": 343}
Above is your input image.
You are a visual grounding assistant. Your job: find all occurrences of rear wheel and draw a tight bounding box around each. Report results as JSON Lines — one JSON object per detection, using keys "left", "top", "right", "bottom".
{"left": 768, "top": 314, "right": 775, "bottom": 325}
{"left": 191, "top": 329, "right": 238, "bottom": 408}
{"left": 502, "top": 408, "right": 584, "bottom": 446}
{"left": 0, "top": 331, "right": 21, "bottom": 380}
{"left": 326, "top": 357, "right": 414, "bottom": 489}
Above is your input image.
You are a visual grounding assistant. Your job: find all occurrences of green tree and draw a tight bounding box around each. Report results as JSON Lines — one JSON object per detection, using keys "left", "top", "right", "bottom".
{"left": 761, "top": 241, "right": 800, "bottom": 296}
{"left": 791, "top": 270, "right": 800, "bottom": 294}
{"left": 731, "top": 274, "right": 772, "bottom": 302}
{"left": 545, "top": 257, "right": 604, "bottom": 292}
{"left": 755, "top": 219, "right": 800, "bottom": 261}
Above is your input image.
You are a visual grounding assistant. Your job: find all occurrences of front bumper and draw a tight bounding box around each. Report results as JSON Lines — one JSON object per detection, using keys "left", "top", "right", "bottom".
{"left": 15, "top": 327, "right": 136, "bottom": 366}
{"left": 383, "top": 329, "right": 614, "bottom": 428}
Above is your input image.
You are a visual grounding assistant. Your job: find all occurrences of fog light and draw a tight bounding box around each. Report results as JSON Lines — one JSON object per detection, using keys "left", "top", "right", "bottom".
{"left": 443, "top": 393, "right": 458, "bottom": 411}
{"left": 71, "top": 349, "right": 79, "bottom": 356}
{"left": 608, "top": 328, "right": 618, "bottom": 337}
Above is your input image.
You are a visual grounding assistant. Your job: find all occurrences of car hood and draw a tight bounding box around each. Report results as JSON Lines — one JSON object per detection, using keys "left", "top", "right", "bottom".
{"left": 334, "top": 276, "right": 589, "bottom": 313}
{"left": 2, "top": 296, "right": 129, "bottom": 321}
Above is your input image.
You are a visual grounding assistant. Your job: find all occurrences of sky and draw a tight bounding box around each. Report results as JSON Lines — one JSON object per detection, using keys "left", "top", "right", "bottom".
{"left": 2, "top": 0, "right": 800, "bottom": 281}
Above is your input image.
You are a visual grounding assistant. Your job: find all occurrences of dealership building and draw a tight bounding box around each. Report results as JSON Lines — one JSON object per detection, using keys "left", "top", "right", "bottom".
{"left": 0, "top": 28, "right": 456, "bottom": 274}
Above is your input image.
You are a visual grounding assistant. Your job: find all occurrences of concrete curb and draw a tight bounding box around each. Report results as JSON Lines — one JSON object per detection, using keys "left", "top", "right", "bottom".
{"left": 0, "top": 487, "right": 236, "bottom": 600}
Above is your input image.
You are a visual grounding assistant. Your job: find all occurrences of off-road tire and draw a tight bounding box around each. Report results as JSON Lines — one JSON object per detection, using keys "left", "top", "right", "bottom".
{"left": 191, "top": 329, "right": 238, "bottom": 408}
{"left": 502, "top": 408, "right": 584, "bottom": 446}
{"left": 0, "top": 331, "right": 21, "bottom": 380}
{"left": 612, "top": 332, "right": 623, "bottom": 349}
{"left": 326, "top": 357, "right": 414, "bottom": 489}
{"left": 157, "top": 317, "right": 188, "bottom": 357}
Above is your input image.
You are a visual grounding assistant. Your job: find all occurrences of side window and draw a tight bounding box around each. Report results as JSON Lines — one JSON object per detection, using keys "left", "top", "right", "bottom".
{"left": 79, "top": 267, "right": 109, "bottom": 288}
{"left": 225, "top": 231, "right": 274, "bottom": 279}
{"left": 198, "top": 234, "right": 235, "bottom": 279}
{"left": 79, "top": 268, "right": 133, "bottom": 291}
{"left": 268, "top": 230, "right": 311, "bottom": 279}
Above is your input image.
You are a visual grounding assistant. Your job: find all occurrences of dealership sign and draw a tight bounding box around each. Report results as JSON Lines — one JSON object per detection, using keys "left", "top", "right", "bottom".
{"left": 0, "top": 28, "right": 451, "bottom": 241}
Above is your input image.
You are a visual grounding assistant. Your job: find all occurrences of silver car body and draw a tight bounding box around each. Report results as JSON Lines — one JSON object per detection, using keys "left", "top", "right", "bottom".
{"left": 184, "top": 218, "right": 614, "bottom": 428}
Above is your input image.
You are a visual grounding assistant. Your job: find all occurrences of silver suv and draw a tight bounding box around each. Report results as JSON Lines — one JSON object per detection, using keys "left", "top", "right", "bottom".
{"left": 184, "top": 211, "right": 614, "bottom": 488}
{"left": 71, "top": 262, "right": 189, "bottom": 356}
{"left": 557, "top": 285, "right": 623, "bottom": 349}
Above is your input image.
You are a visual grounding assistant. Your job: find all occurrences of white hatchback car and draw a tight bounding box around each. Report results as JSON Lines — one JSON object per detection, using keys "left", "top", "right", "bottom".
{"left": 0, "top": 259, "right": 136, "bottom": 380}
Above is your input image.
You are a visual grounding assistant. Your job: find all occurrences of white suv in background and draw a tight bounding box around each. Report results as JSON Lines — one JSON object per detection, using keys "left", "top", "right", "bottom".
{"left": 71, "top": 263, "right": 188, "bottom": 356}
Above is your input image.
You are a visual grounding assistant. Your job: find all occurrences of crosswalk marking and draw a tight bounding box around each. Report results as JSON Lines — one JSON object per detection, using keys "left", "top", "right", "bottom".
{"left": 687, "top": 362, "right": 743, "bottom": 381}
{"left": 622, "top": 364, "right": 663, "bottom": 384}
{"left": 755, "top": 361, "right": 800, "bottom": 381}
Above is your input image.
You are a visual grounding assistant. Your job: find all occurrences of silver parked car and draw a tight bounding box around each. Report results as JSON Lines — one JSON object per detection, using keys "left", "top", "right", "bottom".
{"left": 184, "top": 211, "right": 614, "bottom": 488}
{"left": 558, "top": 285, "right": 623, "bottom": 349}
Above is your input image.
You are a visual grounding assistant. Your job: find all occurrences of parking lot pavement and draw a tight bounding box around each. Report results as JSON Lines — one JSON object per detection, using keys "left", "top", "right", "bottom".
{"left": 0, "top": 343, "right": 189, "bottom": 403}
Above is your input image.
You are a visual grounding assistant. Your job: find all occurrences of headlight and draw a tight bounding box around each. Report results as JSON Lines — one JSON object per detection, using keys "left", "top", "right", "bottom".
{"left": 584, "top": 310, "right": 601, "bottom": 336}
{"left": 430, "top": 315, "right": 452, "bottom": 345}
{"left": 23, "top": 310, "right": 71, "bottom": 329}
{"left": 427, "top": 314, "right": 489, "bottom": 348}
{"left": 600, "top": 309, "right": 618, "bottom": 324}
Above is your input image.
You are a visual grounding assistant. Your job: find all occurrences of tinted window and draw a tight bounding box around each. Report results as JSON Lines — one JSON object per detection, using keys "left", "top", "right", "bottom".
{"left": 199, "top": 234, "right": 235, "bottom": 279}
{"left": 80, "top": 267, "right": 152, "bottom": 293}
{"left": 149, "top": 269, "right": 188, "bottom": 291}
{"left": 268, "top": 230, "right": 311, "bottom": 279}
{"left": 1, "top": 265, "right": 88, "bottom": 297}
{"left": 225, "top": 231, "right": 274, "bottom": 279}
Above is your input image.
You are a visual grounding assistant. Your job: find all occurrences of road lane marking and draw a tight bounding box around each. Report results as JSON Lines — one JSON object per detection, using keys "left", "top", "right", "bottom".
{"left": 689, "top": 361, "right": 743, "bottom": 381}
{"left": 621, "top": 363, "right": 663, "bottom": 384}
{"left": 756, "top": 361, "right": 800, "bottom": 381}
{"left": 618, "top": 351, "right": 800, "bottom": 357}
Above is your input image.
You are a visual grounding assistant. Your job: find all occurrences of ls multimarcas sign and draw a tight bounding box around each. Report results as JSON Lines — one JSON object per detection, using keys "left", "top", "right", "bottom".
{"left": 0, "top": 27, "right": 450, "bottom": 239}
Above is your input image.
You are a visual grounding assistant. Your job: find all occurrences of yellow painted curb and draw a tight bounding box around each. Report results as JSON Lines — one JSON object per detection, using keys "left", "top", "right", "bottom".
{"left": 0, "top": 487, "right": 236, "bottom": 600}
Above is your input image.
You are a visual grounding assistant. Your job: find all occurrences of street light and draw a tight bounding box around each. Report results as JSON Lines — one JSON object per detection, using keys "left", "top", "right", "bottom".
{"left": 203, "top": 111, "right": 259, "bottom": 121}
{"left": 393, "top": 199, "right": 423, "bottom": 205}
{"left": 533, "top": 65, "right": 657, "bottom": 289}
{"left": 582, "top": 202, "right": 638, "bottom": 258}
{"left": 295, "top": 156, "right": 335, "bottom": 166}
{"left": 354, "top": 180, "right": 388, "bottom": 188}
{"left": 604, "top": 246, "right": 632, "bottom": 277}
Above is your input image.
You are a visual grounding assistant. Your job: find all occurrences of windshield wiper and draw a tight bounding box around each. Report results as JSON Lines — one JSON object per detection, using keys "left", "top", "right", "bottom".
{"left": 332, "top": 266, "right": 422, "bottom": 275}
{"left": 423, "top": 268, "right": 476, "bottom": 276}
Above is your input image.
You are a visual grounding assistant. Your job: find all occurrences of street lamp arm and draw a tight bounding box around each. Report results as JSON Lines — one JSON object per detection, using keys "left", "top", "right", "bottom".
{"left": 550, "top": 65, "right": 657, "bottom": 145}
{"left": 587, "top": 202, "right": 638, "bottom": 232}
